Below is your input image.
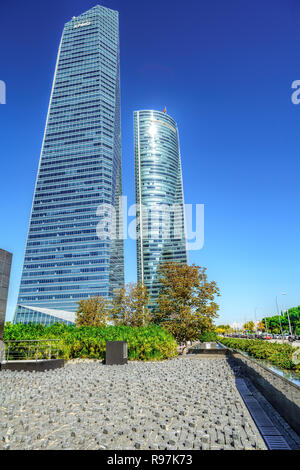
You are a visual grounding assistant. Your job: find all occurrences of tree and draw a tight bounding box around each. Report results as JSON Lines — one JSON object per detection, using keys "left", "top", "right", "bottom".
{"left": 154, "top": 262, "right": 220, "bottom": 345}
{"left": 257, "top": 321, "right": 265, "bottom": 332}
{"left": 262, "top": 307, "right": 300, "bottom": 334}
{"left": 111, "top": 286, "right": 130, "bottom": 325}
{"left": 243, "top": 321, "right": 255, "bottom": 333}
{"left": 128, "top": 283, "right": 151, "bottom": 327}
{"left": 215, "top": 324, "right": 231, "bottom": 334}
{"left": 111, "top": 283, "right": 151, "bottom": 327}
{"left": 75, "top": 296, "right": 109, "bottom": 327}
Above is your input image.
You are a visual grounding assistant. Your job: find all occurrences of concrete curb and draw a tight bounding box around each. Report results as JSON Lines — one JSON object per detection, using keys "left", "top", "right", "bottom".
{"left": 0, "top": 359, "right": 65, "bottom": 372}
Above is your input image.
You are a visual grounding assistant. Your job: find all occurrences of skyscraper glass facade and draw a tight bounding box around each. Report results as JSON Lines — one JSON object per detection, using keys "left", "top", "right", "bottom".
{"left": 15, "top": 5, "right": 124, "bottom": 323}
{"left": 134, "top": 110, "right": 188, "bottom": 308}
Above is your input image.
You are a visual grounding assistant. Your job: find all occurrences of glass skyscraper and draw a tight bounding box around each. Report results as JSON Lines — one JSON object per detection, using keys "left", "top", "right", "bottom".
{"left": 14, "top": 5, "right": 124, "bottom": 324}
{"left": 134, "top": 110, "right": 188, "bottom": 308}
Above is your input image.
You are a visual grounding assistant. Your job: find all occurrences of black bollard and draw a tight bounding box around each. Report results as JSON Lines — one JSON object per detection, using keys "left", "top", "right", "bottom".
{"left": 105, "top": 341, "right": 128, "bottom": 365}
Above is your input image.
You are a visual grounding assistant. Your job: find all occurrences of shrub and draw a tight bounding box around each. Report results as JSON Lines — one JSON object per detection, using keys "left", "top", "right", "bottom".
{"left": 199, "top": 331, "right": 217, "bottom": 342}
{"left": 217, "top": 336, "right": 300, "bottom": 373}
{"left": 3, "top": 323, "right": 178, "bottom": 361}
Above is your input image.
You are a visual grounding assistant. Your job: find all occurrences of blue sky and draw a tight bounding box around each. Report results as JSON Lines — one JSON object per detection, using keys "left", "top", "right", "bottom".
{"left": 1, "top": 0, "right": 300, "bottom": 325}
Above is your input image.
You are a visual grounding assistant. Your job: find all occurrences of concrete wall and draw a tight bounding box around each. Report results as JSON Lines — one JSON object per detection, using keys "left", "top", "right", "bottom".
{"left": 0, "top": 249, "right": 12, "bottom": 340}
{"left": 228, "top": 351, "right": 300, "bottom": 436}
{"left": 0, "top": 359, "right": 65, "bottom": 372}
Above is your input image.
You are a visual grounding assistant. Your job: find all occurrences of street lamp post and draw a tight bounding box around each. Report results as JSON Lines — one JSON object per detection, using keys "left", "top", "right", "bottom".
{"left": 285, "top": 309, "right": 292, "bottom": 336}
{"left": 276, "top": 293, "right": 286, "bottom": 341}
{"left": 264, "top": 318, "right": 269, "bottom": 335}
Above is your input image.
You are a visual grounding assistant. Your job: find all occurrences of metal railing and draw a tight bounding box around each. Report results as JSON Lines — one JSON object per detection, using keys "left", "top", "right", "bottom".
{"left": 3, "top": 339, "right": 60, "bottom": 361}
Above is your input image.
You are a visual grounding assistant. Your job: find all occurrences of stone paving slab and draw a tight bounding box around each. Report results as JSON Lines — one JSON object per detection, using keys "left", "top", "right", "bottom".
{"left": 0, "top": 357, "right": 267, "bottom": 450}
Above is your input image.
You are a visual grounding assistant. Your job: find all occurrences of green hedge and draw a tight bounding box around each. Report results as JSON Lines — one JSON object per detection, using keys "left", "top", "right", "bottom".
{"left": 199, "top": 331, "right": 217, "bottom": 342}
{"left": 3, "top": 323, "right": 178, "bottom": 361}
{"left": 217, "top": 336, "right": 300, "bottom": 373}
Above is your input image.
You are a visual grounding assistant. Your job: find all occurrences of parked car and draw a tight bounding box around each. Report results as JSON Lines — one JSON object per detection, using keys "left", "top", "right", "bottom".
{"left": 262, "top": 335, "right": 272, "bottom": 340}
{"left": 255, "top": 334, "right": 263, "bottom": 339}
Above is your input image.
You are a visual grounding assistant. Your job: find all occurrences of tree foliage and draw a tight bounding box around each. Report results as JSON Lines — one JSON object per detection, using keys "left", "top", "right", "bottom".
{"left": 75, "top": 296, "right": 110, "bottom": 327}
{"left": 215, "top": 324, "right": 232, "bottom": 334}
{"left": 111, "top": 283, "right": 151, "bottom": 327}
{"left": 262, "top": 306, "right": 300, "bottom": 335}
{"left": 243, "top": 321, "right": 255, "bottom": 333}
{"left": 129, "top": 283, "right": 151, "bottom": 327}
{"left": 154, "top": 262, "right": 220, "bottom": 344}
{"left": 111, "top": 286, "right": 130, "bottom": 325}
{"left": 257, "top": 321, "right": 265, "bottom": 332}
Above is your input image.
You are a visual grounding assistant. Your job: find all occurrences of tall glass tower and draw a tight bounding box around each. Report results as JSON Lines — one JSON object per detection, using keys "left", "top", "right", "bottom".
{"left": 14, "top": 5, "right": 124, "bottom": 323}
{"left": 134, "top": 110, "right": 188, "bottom": 308}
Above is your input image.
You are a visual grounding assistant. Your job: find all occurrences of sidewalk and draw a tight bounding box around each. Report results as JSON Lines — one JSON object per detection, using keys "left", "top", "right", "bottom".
{"left": 269, "top": 339, "right": 300, "bottom": 348}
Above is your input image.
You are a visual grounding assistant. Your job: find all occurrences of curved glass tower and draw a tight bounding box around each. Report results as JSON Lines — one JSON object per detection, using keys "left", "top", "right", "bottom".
{"left": 134, "top": 110, "right": 188, "bottom": 307}
{"left": 14, "top": 5, "right": 124, "bottom": 324}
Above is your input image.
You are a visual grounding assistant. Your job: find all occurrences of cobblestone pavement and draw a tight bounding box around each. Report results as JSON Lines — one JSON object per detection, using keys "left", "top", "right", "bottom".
{"left": 0, "top": 357, "right": 267, "bottom": 450}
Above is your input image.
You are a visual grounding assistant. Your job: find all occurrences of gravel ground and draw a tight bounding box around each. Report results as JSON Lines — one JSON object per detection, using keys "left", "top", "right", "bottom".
{"left": 0, "top": 357, "right": 267, "bottom": 450}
